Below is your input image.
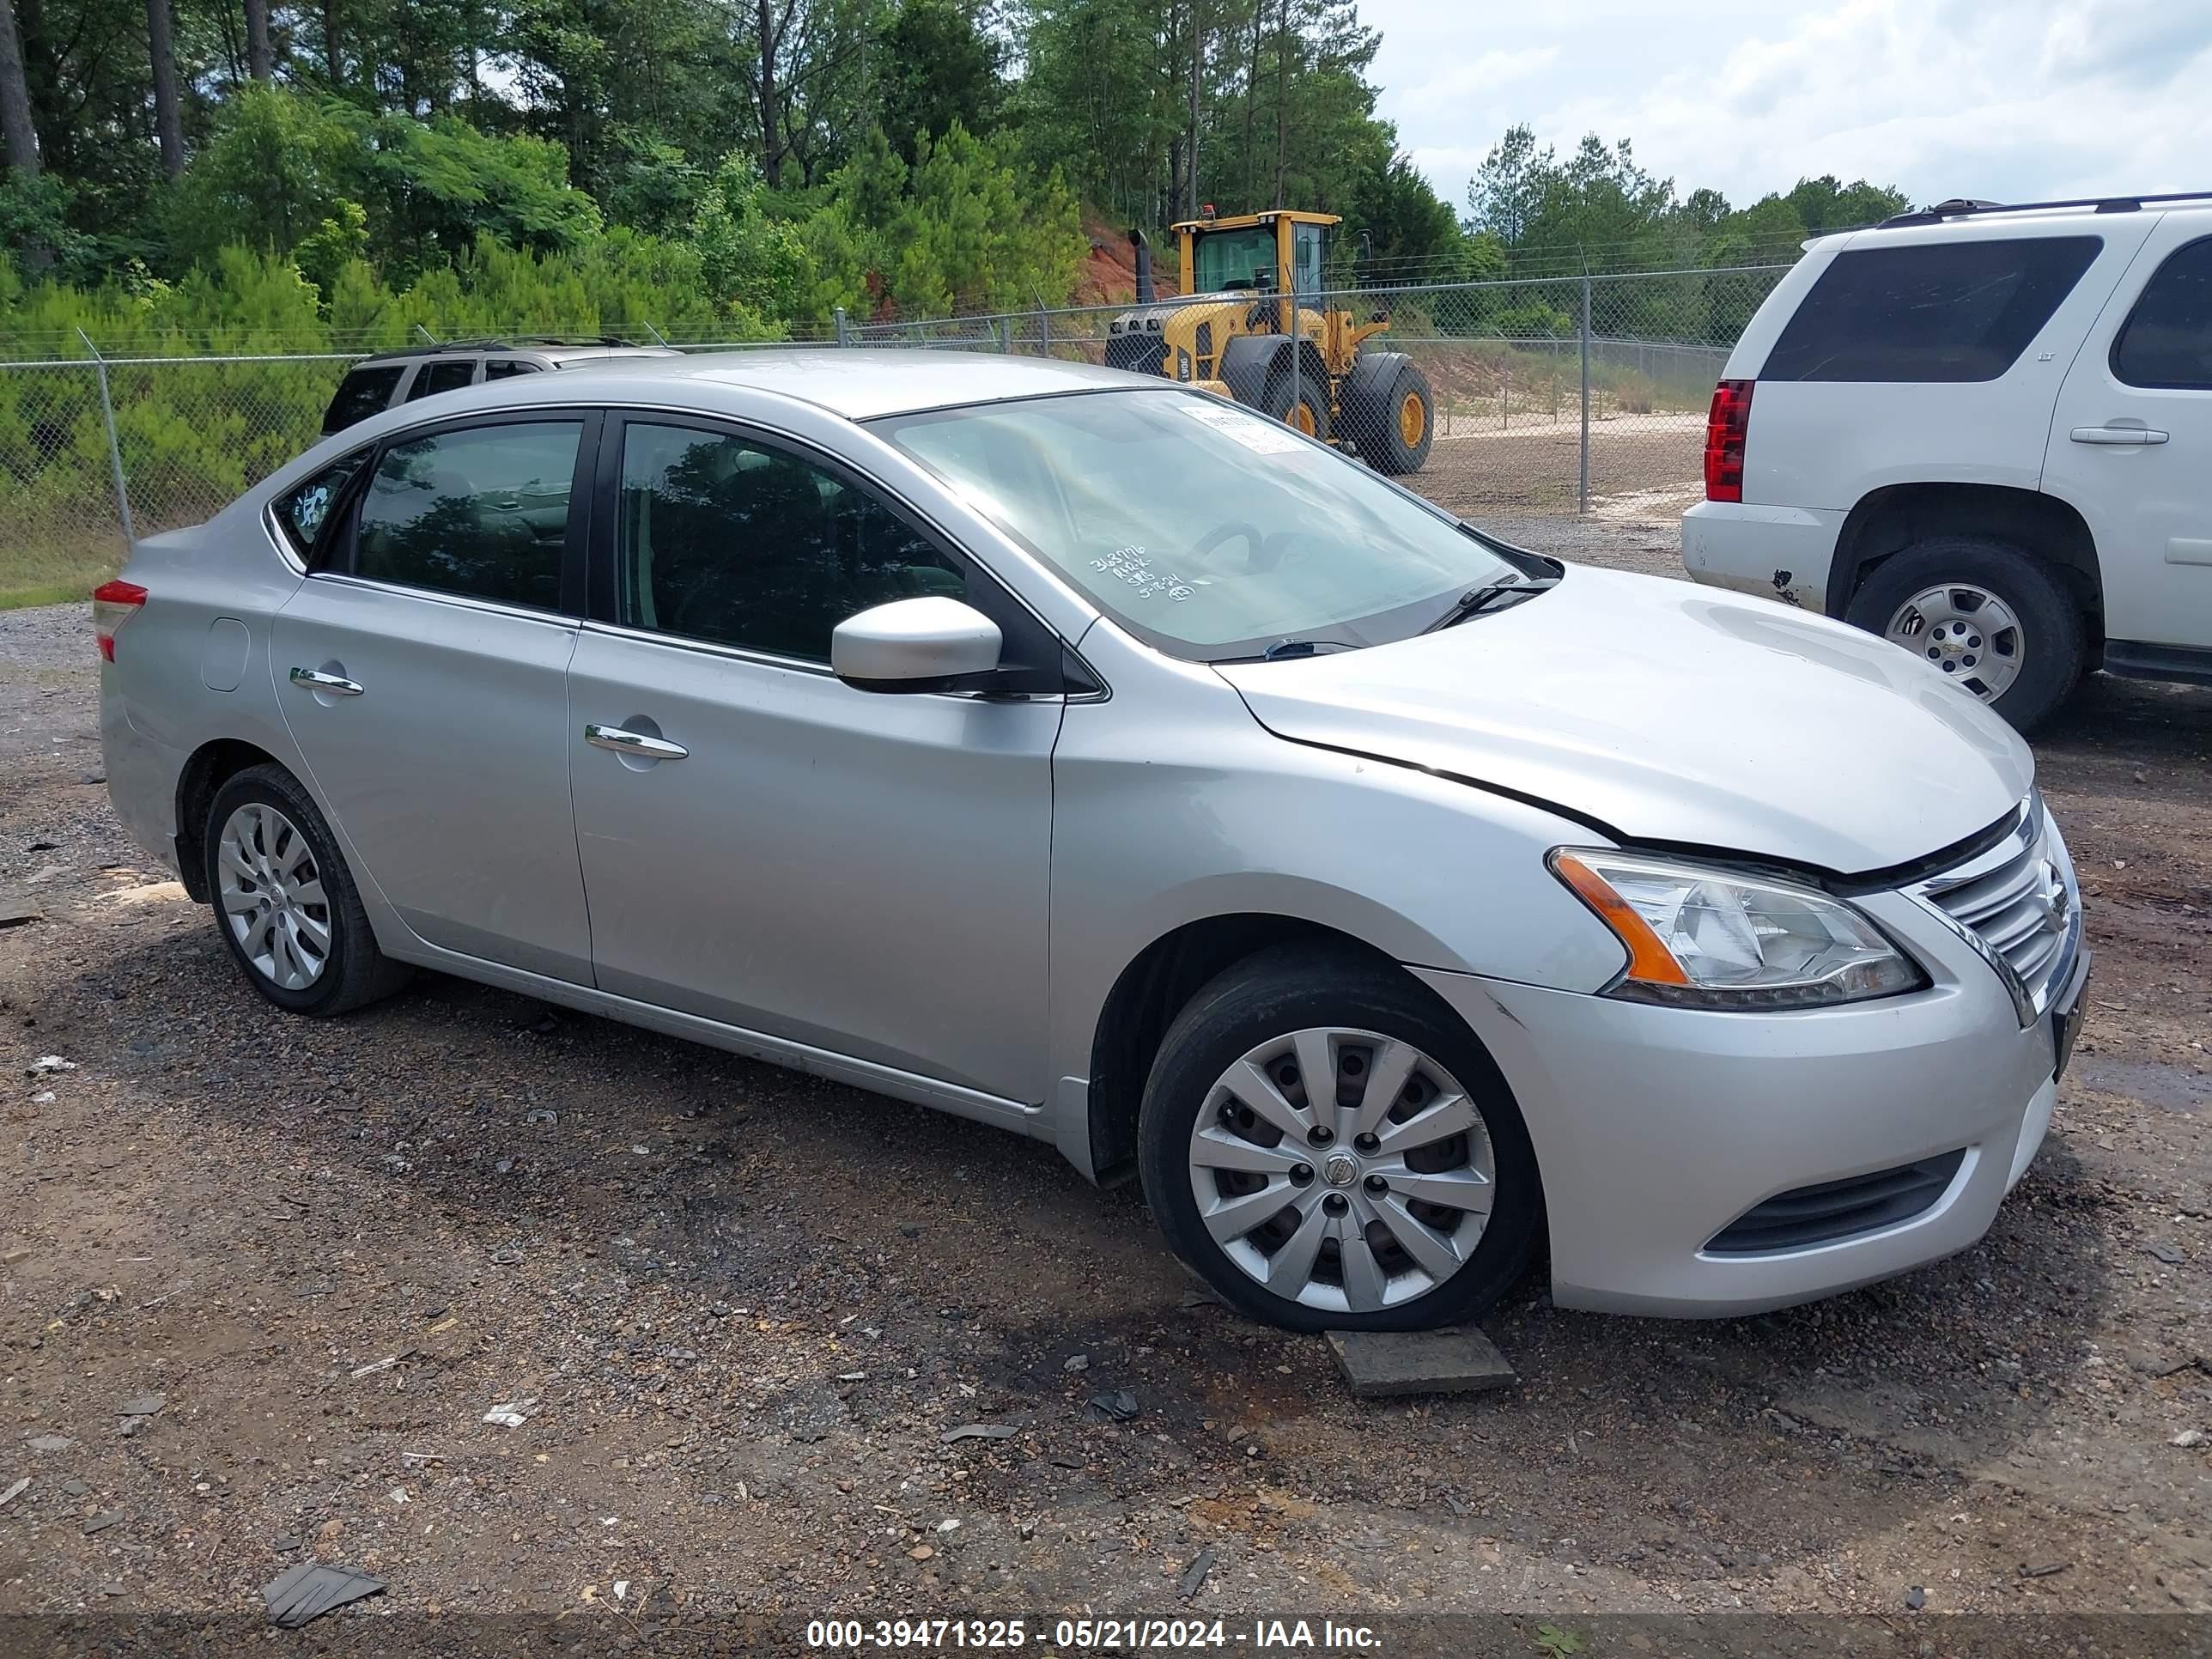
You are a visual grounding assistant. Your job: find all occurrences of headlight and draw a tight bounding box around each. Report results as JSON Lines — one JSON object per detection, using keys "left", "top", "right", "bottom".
{"left": 1549, "top": 848, "right": 1925, "bottom": 1010}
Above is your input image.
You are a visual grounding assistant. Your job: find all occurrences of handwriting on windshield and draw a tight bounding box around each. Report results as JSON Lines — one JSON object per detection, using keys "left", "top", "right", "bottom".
{"left": 1092, "top": 545, "right": 1195, "bottom": 603}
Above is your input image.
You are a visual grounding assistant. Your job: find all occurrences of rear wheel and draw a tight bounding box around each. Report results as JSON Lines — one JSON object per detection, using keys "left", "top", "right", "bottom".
{"left": 1843, "top": 536, "right": 2084, "bottom": 733}
{"left": 204, "top": 763, "right": 411, "bottom": 1017}
{"left": 1262, "top": 374, "right": 1331, "bottom": 443}
{"left": 1138, "top": 945, "right": 1541, "bottom": 1332}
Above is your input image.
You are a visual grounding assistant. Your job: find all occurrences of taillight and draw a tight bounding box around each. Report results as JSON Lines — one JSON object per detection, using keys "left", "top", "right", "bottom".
{"left": 91, "top": 579, "right": 147, "bottom": 662}
{"left": 1703, "top": 379, "right": 1754, "bottom": 503}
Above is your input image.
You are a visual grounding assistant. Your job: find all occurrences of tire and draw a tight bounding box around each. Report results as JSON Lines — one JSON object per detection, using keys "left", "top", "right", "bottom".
{"left": 1345, "top": 359, "right": 1434, "bottom": 476}
{"left": 203, "top": 763, "right": 412, "bottom": 1017}
{"left": 1842, "top": 537, "right": 2084, "bottom": 734}
{"left": 1137, "top": 945, "right": 1542, "bottom": 1332}
{"left": 1261, "top": 374, "right": 1331, "bottom": 444}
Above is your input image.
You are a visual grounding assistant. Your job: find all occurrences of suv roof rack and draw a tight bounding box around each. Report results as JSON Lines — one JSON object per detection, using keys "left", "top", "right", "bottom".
{"left": 1878, "top": 189, "right": 2212, "bottom": 228}
{"left": 353, "top": 334, "right": 639, "bottom": 363}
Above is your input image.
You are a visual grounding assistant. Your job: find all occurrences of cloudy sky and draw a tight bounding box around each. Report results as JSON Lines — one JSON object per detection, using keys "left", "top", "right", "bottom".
{"left": 1366, "top": 0, "right": 2212, "bottom": 221}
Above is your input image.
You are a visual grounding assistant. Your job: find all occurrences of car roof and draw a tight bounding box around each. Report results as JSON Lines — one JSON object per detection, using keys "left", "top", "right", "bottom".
{"left": 421, "top": 348, "right": 1158, "bottom": 422}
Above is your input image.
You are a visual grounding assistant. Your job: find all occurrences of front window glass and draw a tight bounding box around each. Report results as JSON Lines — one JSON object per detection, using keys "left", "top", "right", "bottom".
{"left": 2111, "top": 237, "right": 2212, "bottom": 390}
{"left": 1193, "top": 227, "right": 1277, "bottom": 292}
{"left": 616, "top": 422, "right": 965, "bottom": 662}
{"left": 877, "top": 390, "right": 1523, "bottom": 660}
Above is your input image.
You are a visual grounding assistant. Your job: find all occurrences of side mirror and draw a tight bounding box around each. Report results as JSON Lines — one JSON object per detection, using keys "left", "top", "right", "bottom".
{"left": 832, "top": 597, "right": 1004, "bottom": 694}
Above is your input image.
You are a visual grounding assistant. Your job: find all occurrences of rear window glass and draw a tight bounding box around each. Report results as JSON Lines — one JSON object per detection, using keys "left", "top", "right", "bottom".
{"left": 2111, "top": 237, "right": 2212, "bottom": 390}
{"left": 1762, "top": 236, "right": 2102, "bottom": 383}
{"left": 406, "top": 359, "right": 478, "bottom": 400}
{"left": 483, "top": 359, "right": 542, "bottom": 381}
{"left": 322, "top": 365, "right": 404, "bottom": 433}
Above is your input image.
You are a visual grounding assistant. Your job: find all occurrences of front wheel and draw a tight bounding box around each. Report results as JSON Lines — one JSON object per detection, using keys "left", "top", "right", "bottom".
{"left": 1842, "top": 536, "right": 2084, "bottom": 734}
{"left": 1262, "top": 374, "right": 1331, "bottom": 442}
{"left": 1138, "top": 945, "right": 1542, "bottom": 1332}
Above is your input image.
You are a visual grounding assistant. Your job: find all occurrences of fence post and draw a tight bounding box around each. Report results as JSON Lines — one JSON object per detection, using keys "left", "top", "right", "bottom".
{"left": 835, "top": 306, "right": 850, "bottom": 347}
{"left": 77, "top": 329, "right": 137, "bottom": 554}
{"left": 1037, "top": 303, "right": 1049, "bottom": 360}
{"left": 1287, "top": 272, "right": 1301, "bottom": 427}
{"left": 1577, "top": 275, "right": 1592, "bottom": 514}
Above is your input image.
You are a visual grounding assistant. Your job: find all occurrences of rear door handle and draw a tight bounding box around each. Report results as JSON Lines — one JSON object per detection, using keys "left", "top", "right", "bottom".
{"left": 584, "top": 723, "right": 689, "bottom": 761}
{"left": 2069, "top": 425, "right": 2170, "bottom": 445}
{"left": 289, "top": 666, "right": 364, "bottom": 696}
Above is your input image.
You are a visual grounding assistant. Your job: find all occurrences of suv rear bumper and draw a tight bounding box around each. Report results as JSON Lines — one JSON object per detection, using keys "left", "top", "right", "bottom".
{"left": 1681, "top": 501, "right": 1847, "bottom": 612}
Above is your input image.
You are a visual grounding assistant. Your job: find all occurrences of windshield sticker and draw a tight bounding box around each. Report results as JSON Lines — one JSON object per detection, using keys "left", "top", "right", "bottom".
{"left": 1180, "top": 401, "right": 1307, "bottom": 455}
{"left": 1091, "top": 544, "right": 1197, "bottom": 603}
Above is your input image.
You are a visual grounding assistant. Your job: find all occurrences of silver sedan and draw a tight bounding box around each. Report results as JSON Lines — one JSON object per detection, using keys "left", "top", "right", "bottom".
{"left": 96, "top": 351, "right": 2087, "bottom": 1330}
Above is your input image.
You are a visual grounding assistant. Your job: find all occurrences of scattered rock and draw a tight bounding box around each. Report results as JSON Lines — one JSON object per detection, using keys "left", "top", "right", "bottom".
{"left": 82, "top": 1510, "right": 124, "bottom": 1534}
{"left": 273, "top": 1535, "right": 303, "bottom": 1553}
{"left": 1063, "top": 1353, "right": 1090, "bottom": 1373}
{"left": 26, "top": 1055, "right": 76, "bottom": 1076}
{"left": 907, "top": 1545, "right": 934, "bottom": 1562}
{"left": 0, "top": 1477, "right": 28, "bottom": 1508}
{"left": 1905, "top": 1587, "right": 1926, "bottom": 1610}
{"left": 2146, "top": 1243, "right": 2185, "bottom": 1266}
{"left": 61, "top": 1479, "right": 86, "bottom": 1498}
{"left": 2172, "top": 1429, "right": 2205, "bottom": 1449}
{"left": 482, "top": 1399, "right": 540, "bottom": 1428}
{"left": 2018, "top": 1560, "right": 2071, "bottom": 1579}
{"left": 941, "top": 1424, "right": 1018, "bottom": 1443}
{"left": 1178, "top": 1547, "right": 1215, "bottom": 1601}
{"left": 26, "top": 1435, "right": 70, "bottom": 1453}
{"left": 117, "top": 1393, "right": 164, "bottom": 1417}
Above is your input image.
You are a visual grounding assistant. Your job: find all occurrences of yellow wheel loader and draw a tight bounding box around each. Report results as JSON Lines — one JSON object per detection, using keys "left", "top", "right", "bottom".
{"left": 1103, "top": 209, "right": 1436, "bottom": 475}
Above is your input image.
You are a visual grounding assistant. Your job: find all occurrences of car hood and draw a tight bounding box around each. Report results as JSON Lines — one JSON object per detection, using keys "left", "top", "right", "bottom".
{"left": 1216, "top": 564, "right": 2032, "bottom": 876}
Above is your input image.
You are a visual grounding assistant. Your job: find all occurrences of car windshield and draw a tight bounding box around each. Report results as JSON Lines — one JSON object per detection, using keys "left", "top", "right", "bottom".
{"left": 873, "top": 389, "right": 1527, "bottom": 660}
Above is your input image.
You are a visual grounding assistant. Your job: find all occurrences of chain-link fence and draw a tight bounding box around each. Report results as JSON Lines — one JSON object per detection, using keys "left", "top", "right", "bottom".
{"left": 0, "top": 264, "right": 1788, "bottom": 604}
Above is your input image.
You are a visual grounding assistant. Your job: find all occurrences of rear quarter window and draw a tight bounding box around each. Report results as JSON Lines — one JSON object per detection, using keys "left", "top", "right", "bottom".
{"left": 322, "top": 365, "right": 404, "bottom": 434}
{"left": 1760, "top": 235, "right": 2103, "bottom": 383}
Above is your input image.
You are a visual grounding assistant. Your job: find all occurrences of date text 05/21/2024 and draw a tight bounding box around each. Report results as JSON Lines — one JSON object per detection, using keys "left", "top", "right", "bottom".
{"left": 804, "top": 1618, "right": 1385, "bottom": 1650}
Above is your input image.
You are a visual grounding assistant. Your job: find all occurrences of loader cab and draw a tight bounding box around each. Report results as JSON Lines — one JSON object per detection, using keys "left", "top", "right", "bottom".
{"left": 1175, "top": 209, "right": 1336, "bottom": 298}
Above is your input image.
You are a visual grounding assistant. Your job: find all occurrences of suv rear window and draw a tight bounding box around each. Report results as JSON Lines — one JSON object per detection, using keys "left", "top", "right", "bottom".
{"left": 1762, "top": 236, "right": 2102, "bottom": 383}
{"left": 322, "top": 365, "right": 404, "bottom": 434}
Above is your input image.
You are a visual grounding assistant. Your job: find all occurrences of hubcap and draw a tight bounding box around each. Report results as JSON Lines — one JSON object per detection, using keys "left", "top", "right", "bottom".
{"left": 1399, "top": 389, "right": 1426, "bottom": 447}
{"left": 216, "top": 802, "right": 331, "bottom": 992}
{"left": 1884, "top": 584, "right": 2024, "bottom": 703}
{"left": 1291, "top": 400, "right": 1317, "bottom": 436}
{"left": 1187, "top": 1027, "right": 1495, "bottom": 1315}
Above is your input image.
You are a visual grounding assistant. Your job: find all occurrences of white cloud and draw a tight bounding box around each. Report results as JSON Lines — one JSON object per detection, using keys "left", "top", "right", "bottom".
{"left": 1366, "top": 0, "right": 2212, "bottom": 219}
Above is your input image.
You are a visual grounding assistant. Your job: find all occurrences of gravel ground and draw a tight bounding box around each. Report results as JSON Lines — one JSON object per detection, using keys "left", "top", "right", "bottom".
{"left": 2, "top": 519, "right": 2209, "bottom": 1632}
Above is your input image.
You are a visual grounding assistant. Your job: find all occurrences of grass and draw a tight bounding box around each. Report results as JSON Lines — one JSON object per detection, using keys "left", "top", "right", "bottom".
{"left": 0, "top": 523, "right": 122, "bottom": 611}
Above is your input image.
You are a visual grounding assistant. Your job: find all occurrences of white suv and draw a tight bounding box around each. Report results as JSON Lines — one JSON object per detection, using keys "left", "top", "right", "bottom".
{"left": 1683, "top": 191, "right": 2212, "bottom": 732}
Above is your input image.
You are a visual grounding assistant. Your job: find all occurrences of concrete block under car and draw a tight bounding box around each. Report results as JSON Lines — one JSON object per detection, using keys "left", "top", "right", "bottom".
{"left": 1326, "top": 1326, "right": 1516, "bottom": 1398}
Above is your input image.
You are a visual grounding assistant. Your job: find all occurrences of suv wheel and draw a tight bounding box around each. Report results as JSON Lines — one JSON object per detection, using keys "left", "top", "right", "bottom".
{"left": 1138, "top": 945, "right": 1541, "bottom": 1332}
{"left": 204, "top": 763, "right": 411, "bottom": 1016}
{"left": 1843, "top": 536, "right": 2084, "bottom": 733}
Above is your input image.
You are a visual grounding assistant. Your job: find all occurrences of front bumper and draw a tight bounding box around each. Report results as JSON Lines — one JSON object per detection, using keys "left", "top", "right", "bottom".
{"left": 1680, "top": 500, "right": 1848, "bottom": 612}
{"left": 1414, "top": 889, "right": 2076, "bottom": 1316}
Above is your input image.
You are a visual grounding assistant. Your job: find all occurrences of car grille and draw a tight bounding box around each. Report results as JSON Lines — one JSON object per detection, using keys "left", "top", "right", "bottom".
{"left": 1705, "top": 1150, "right": 1966, "bottom": 1255}
{"left": 1914, "top": 798, "right": 2080, "bottom": 1020}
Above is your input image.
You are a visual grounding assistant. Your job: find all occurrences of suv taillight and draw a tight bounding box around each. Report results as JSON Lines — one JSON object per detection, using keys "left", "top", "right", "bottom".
{"left": 1703, "top": 379, "right": 1754, "bottom": 502}
{"left": 91, "top": 579, "right": 147, "bottom": 661}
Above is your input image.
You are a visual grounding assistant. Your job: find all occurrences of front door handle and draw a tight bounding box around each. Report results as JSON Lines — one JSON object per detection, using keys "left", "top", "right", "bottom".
{"left": 2069, "top": 425, "right": 2170, "bottom": 445}
{"left": 584, "top": 722, "right": 690, "bottom": 761}
{"left": 289, "top": 665, "right": 364, "bottom": 696}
